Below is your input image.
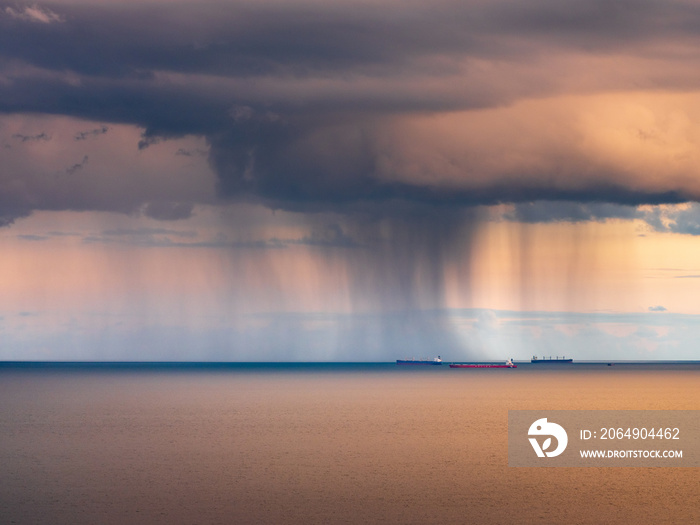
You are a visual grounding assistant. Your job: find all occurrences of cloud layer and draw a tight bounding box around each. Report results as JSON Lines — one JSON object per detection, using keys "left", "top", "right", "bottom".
{"left": 2, "top": 0, "right": 700, "bottom": 222}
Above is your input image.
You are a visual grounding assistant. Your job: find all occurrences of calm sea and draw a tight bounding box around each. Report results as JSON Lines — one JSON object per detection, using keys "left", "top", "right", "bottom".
{"left": 1, "top": 363, "right": 698, "bottom": 524}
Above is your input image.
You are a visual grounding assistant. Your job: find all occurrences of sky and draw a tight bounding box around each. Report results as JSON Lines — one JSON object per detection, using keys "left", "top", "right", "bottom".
{"left": 2, "top": 0, "right": 700, "bottom": 361}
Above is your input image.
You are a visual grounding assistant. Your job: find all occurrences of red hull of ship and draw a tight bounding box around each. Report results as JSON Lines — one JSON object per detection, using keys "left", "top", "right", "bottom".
{"left": 449, "top": 364, "right": 517, "bottom": 368}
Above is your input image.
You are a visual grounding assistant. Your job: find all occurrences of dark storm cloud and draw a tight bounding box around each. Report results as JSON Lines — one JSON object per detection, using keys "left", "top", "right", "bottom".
{"left": 208, "top": 110, "right": 698, "bottom": 212}
{"left": 2, "top": 0, "right": 698, "bottom": 78}
{"left": 489, "top": 0, "right": 698, "bottom": 44}
{"left": 286, "top": 223, "right": 360, "bottom": 248}
{"left": 2, "top": 0, "right": 700, "bottom": 221}
{"left": 507, "top": 201, "right": 646, "bottom": 223}
{"left": 141, "top": 201, "right": 194, "bottom": 221}
{"left": 175, "top": 148, "right": 206, "bottom": 157}
{"left": 0, "top": 204, "right": 30, "bottom": 226}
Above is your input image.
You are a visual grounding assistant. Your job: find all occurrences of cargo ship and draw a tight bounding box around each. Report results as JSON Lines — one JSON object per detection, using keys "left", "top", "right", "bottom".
{"left": 531, "top": 355, "right": 573, "bottom": 363}
{"left": 450, "top": 359, "right": 517, "bottom": 369}
{"left": 396, "top": 356, "right": 443, "bottom": 365}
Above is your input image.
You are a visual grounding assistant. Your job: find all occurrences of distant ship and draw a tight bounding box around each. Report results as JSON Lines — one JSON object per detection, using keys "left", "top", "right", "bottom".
{"left": 396, "top": 356, "right": 443, "bottom": 365}
{"left": 531, "top": 355, "right": 573, "bottom": 363}
{"left": 450, "top": 359, "right": 517, "bottom": 369}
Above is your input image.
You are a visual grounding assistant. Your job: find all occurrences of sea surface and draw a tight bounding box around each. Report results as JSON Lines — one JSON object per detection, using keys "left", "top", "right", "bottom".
{"left": 1, "top": 362, "right": 698, "bottom": 524}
